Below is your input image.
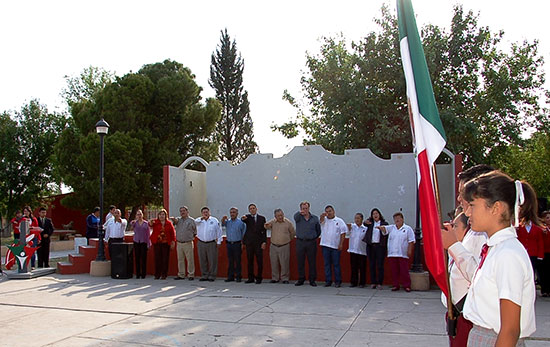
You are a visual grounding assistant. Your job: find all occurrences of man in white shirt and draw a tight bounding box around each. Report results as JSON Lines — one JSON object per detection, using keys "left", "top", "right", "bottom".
{"left": 104, "top": 209, "right": 127, "bottom": 257}
{"left": 195, "top": 206, "right": 223, "bottom": 282}
{"left": 377, "top": 212, "right": 415, "bottom": 292}
{"left": 105, "top": 205, "right": 116, "bottom": 223}
{"left": 320, "top": 205, "right": 347, "bottom": 287}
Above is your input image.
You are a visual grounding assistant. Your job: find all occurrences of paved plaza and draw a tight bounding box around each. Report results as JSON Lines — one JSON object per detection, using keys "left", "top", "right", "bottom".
{"left": 0, "top": 273, "right": 548, "bottom": 346}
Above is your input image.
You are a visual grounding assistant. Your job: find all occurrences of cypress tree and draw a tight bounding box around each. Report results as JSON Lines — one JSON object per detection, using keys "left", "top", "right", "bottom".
{"left": 209, "top": 29, "right": 258, "bottom": 163}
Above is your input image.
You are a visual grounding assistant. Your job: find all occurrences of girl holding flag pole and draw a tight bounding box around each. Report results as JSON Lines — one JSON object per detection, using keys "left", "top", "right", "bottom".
{"left": 457, "top": 171, "right": 536, "bottom": 346}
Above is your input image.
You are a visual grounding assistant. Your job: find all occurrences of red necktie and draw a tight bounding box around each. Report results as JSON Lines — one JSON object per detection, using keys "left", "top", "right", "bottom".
{"left": 478, "top": 244, "right": 489, "bottom": 269}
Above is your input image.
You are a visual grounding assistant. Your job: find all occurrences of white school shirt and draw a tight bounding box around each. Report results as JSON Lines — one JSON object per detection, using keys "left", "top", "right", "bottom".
{"left": 195, "top": 217, "right": 223, "bottom": 244}
{"left": 103, "top": 218, "right": 127, "bottom": 241}
{"left": 371, "top": 220, "right": 382, "bottom": 243}
{"left": 463, "top": 226, "right": 536, "bottom": 338}
{"left": 320, "top": 216, "right": 347, "bottom": 249}
{"left": 347, "top": 223, "right": 368, "bottom": 255}
{"left": 385, "top": 224, "right": 415, "bottom": 258}
{"left": 441, "top": 228, "right": 487, "bottom": 306}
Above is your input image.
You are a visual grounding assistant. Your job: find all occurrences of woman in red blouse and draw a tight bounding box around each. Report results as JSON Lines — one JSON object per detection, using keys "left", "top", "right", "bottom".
{"left": 516, "top": 194, "right": 544, "bottom": 284}
{"left": 540, "top": 211, "right": 550, "bottom": 296}
{"left": 149, "top": 209, "right": 175, "bottom": 279}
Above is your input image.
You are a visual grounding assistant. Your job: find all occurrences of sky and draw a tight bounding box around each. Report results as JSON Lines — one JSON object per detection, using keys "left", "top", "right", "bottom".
{"left": 1, "top": 0, "right": 548, "bottom": 158}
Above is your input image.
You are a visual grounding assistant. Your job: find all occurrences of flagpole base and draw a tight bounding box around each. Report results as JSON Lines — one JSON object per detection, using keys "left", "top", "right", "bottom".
{"left": 410, "top": 271, "right": 430, "bottom": 291}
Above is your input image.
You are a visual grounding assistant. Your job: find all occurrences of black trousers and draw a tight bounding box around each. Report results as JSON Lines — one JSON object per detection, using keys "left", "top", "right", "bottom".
{"left": 246, "top": 243, "right": 263, "bottom": 280}
{"left": 367, "top": 243, "right": 386, "bottom": 285}
{"left": 540, "top": 253, "right": 550, "bottom": 295}
{"left": 350, "top": 252, "right": 367, "bottom": 286}
{"left": 37, "top": 238, "right": 51, "bottom": 268}
{"left": 296, "top": 239, "right": 317, "bottom": 282}
{"left": 227, "top": 242, "right": 242, "bottom": 280}
{"left": 134, "top": 242, "right": 148, "bottom": 278}
{"left": 154, "top": 243, "right": 170, "bottom": 278}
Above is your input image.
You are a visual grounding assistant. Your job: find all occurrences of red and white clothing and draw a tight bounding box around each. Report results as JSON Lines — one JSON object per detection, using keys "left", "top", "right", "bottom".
{"left": 443, "top": 229, "right": 487, "bottom": 306}
{"left": 320, "top": 216, "right": 347, "bottom": 250}
{"left": 517, "top": 222, "right": 544, "bottom": 260}
{"left": 10, "top": 217, "right": 23, "bottom": 236}
{"left": 463, "top": 226, "right": 536, "bottom": 338}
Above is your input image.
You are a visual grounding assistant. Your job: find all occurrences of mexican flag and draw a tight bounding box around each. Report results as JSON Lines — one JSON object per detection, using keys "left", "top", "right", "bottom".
{"left": 397, "top": 0, "right": 449, "bottom": 296}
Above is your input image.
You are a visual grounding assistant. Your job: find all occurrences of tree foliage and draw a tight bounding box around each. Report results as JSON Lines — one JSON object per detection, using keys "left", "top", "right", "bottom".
{"left": 496, "top": 131, "right": 550, "bottom": 200}
{"left": 0, "top": 100, "right": 67, "bottom": 225}
{"left": 210, "top": 29, "right": 257, "bottom": 163}
{"left": 55, "top": 60, "right": 221, "bottom": 212}
{"left": 273, "top": 5, "right": 549, "bottom": 166}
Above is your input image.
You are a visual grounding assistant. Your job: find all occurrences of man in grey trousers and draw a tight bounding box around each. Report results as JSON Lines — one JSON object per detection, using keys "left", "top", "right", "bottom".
{"left": 194, "top": 207, "right": 223, "bottom": 281}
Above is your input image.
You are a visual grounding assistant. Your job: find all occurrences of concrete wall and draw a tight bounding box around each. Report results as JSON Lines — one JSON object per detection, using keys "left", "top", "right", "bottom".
{"left": 207, "top": 146, "right": 416, "bottom": 225}
{"left": 167, "top": 166, "right": 206, "bottom": 218}
{"left": 166, "top": 145, "right": 455, "bottom": 230}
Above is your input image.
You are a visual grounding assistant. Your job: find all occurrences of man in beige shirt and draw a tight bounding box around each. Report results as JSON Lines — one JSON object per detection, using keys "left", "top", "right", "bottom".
{"left": 265, "top": 209, "right": 296, "bottom": 284}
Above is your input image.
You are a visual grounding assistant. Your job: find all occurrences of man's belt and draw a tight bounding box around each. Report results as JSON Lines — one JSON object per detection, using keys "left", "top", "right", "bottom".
{"left": 271, "top": 242, "right": 290, "bottom": 247}
{"left": 199, "top": 239, "right": 216, "bottom": 243}
{"left": 297, "top": 238, "right": 316, "bottom": 241}
{"left": 227, "top": 241, "right": 242, "bottom": 244}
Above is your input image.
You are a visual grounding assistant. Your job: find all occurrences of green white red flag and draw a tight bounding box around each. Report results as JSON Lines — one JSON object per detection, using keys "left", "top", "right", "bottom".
{"left": 397, "top": 0, "right": 449, "bottom": 296}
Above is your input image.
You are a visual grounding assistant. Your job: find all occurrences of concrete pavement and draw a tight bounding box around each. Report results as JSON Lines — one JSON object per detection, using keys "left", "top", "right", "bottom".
{"left": 0, "top": 273, "right": 548, "bottom": 346}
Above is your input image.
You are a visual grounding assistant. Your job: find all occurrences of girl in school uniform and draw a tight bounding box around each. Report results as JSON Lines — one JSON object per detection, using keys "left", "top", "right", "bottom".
{"left": 461, "top": 171, "right": 536, "bottom": 346}
{"left": 516, "top": 202, "right": 544, "bottom": 283}
{"left": 540, "top": 211, "right": 550, "bottom": 297}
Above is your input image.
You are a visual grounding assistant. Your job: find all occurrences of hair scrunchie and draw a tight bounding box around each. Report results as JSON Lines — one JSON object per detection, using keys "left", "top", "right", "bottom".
{"left": 514, "top": 180, "right": 525, "bottom": 227}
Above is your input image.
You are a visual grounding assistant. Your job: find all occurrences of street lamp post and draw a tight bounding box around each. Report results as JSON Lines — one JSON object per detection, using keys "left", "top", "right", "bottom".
{"left": 95, "top": 119, "right": 109, "bottom": 261}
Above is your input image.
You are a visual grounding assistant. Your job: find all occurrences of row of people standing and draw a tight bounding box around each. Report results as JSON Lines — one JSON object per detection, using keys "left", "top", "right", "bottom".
{"left": 107, "top": 202, "right": 415, "bottom": 289}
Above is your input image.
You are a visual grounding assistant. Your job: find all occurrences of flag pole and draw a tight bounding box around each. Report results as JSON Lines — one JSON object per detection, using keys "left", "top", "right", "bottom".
{"left": 431, "top": 164, "right": 455, "bottom": 327}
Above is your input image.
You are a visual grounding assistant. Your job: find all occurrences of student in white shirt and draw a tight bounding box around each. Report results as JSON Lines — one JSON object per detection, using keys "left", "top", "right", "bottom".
{"left": 441, "top": 164, "right": 492, "bottom": 346}
{"left": 376, "top": 212, "right": 415, "bottom": 292}
{"left": 460, "top": 171, "right": 536, "bottom": 346}
{"left": 319, "top": 205, "right": 347, "bottom": 287}
{"left": 346, "top": 213, "right": 368, "bottom": 288}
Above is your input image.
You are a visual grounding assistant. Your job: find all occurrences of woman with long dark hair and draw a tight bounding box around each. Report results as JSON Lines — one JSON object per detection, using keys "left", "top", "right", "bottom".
{"left": 362, "top": 208, "right": 389, "bottom": 289}
{"left": 460, "top": 171, "right": 536, "bottom": 346}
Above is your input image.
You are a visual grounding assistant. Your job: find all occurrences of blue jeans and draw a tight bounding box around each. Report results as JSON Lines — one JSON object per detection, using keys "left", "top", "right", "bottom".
{"left": 322, "top": 246, "right": 341, "bottom": 284}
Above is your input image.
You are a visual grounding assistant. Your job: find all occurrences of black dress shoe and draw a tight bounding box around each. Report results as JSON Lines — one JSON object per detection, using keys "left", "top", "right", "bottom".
{"left": 199, "top": 278, "right": 208, "bottom": 281}
{"left": 282, "top": 280, "right": 289, "bottom": 284}
{"left": 324, "top": 282, "right": 332, "bottom": 287}
{"left": 174, "top": 277, "right": 184, "bottom": 280}
{"left": 270, "top": 280, "right": 279, "bottom": 283}
{"left": 295, "top": 280, "right": 304, "bottom": 286}
{"left": 208, "top": 278, "right": 215, "bottom": 282}
{"left": 154, "top": 277, "right": 160, "bottom": 280}
{"left": 350, "top": 284, "right": 357, "bottom": 288}
{"left": 225, "top": 278, "right": 234, "bottom": 282}
{"left": 255, "top": 279, "right": 262, "bottom": 284}
{"left": 245, "top": 279, "right": 255, "bottom": 284}
{"left": 310, "top": 281, "right": 317, "bottom": 287}
{"left": 188, "top": 277, "right": 194, "bottom": 281}
{"left": 236, "top": 278, "right": 241, "bottom": 282}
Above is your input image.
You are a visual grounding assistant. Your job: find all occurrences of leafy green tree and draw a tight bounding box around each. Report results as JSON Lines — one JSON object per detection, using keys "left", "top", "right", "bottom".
{"left": 273, "top": 5, "right": 549, "bottom": 166}
{"left": 62, "top": 66, "right": 114, "bottom": 110}
{"left": 496, "top": 131, "right": 550, "bottom": 200}
{"left": 55, "top": 60, "right": 221, "bottom": 213}
{"left": 210, "top": 29, "right": 257, "bottom": 163}
{"left": 0, "top": 100, "right": 66, "bottom": 231}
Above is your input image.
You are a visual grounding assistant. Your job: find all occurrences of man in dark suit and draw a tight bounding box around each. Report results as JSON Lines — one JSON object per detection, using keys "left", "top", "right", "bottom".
{"left": 37, "top": 207, "right": 54, "bottom": 268}
{"left": 241, "top": 203, "right": 267, "bottom": 284}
